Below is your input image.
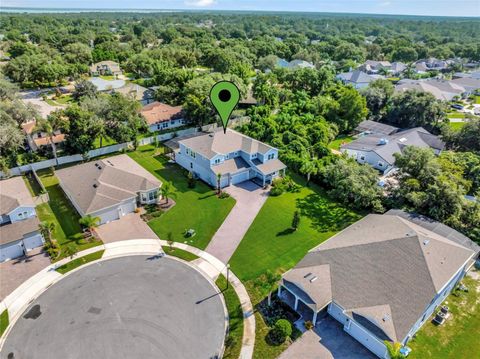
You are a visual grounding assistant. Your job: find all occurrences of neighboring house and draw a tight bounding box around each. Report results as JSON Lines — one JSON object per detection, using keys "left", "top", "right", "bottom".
{"left": 275, "top": 58, "right": 315, "bottom": 70}
{"left": 0, "top": 177, "right": 44, "bottom": 262}
{"left": 55, "top": 155, "right": 162, "bottom": 225}
{"left": 390, "top": 62, "right": 407, "bottom": 75}
{"left": 21, "top": 120, "right": 65, "bottom": 152}
{"left": 341, "top": 127, "right": 445, "bottom": 173}
{"left": 336, "top": 70, "right": 376, "bottom": 89}
{"left": 141, "top": 102, "right": 185, "bottom": 132}
{"left": 359, "top": 60, "right": 392, "bottom": 74}
{"left": 279, "top": 212, "right": 478, "bottom": 358}
{"left": 414, "top": 58, "right": 450, "bottom": 73}
{"left": 175, "top": 129, "right": 287, "bottom": 188}
{"left": 114, "top": 83, "right": 155, "bottom": 105}
{"left": 90, "top": 61, "right": 122, "bottom": 77}
{"left": 395, "top": 78, "right": 479, "bottom": 101}
{"left": 354, "top": 120, "right": 399, "bottom": 136}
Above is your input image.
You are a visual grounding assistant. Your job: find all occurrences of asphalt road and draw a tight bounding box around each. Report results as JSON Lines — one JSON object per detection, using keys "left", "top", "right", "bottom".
{"left": 1, "top": 256, "right": 226, "bottom": 359}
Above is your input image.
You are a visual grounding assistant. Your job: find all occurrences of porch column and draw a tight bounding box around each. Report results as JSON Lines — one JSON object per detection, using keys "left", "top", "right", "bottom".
{"left": 262, "top": 176, "right": 266, "bottom": 186}
{"left": 277, "top": 286, "right": 282, "bottom": 297}
{"left": 294, "top": 296, "right": 299, "bottom": 311}
{"left": 312, "top": 311, "right": 318, "bottom": 325}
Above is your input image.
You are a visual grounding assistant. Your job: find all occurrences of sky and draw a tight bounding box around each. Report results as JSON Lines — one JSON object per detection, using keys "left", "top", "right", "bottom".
{"left": 2, "top": 0, "right": 480, "bottom": 17}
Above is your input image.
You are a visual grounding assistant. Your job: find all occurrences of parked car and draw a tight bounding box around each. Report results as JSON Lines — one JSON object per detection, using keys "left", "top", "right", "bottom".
{"left": 451, "top": 104, "right": 464, "bottom": 110}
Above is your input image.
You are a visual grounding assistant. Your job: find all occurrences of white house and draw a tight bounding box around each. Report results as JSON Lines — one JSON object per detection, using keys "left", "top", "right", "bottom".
{"left": 55, "top": 154, "right": 162, "bottom": 225}
{"left": 279, "top": 212, "right": 479, "bottom": 358}
{"left": 141, "top": 102, "right": 186, "bottom": 132}
{"left": 0, "top": 177, "right": 44, "bottom": 262}
{"left": 175, "top": 129, "right": 287, "bottom": 188}
{"left": 341, "top": 127, "right": 445, "bottom": 174}
{"left": 336, "top": 70, "right": 377, "bottom": 89}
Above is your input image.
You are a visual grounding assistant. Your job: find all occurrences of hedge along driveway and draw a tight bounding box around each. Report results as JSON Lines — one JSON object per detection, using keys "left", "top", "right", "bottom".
{"left": 128, "top": 145, "right": 235, "bottom": 250}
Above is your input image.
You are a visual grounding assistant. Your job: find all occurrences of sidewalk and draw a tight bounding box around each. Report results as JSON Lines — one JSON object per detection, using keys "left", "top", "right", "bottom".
{"left": 0, "top": 239, "right": 255, "bottom": 359}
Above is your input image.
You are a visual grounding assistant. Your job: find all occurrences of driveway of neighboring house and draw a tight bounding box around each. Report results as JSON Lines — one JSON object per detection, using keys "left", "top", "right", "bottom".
{"left": 19, "top": 90, "right": 65, "bottom": 118}
{"left": 205, "top": 181, "right": 269, "bottom": 264}
{"left": 95, "top": 213, "right": 159, "bottom": 243}
{"left": 0, "top": 248, "right": 51, "bottom": 301}
{"left": 278, "top": 316, "right": 376, "bottom": 359}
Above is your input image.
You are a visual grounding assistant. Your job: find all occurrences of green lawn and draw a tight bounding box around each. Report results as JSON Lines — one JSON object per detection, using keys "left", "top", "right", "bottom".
{"left": 229, "top": 174, "right": 363, "bottom": 359}
{"left": 23, "top": 173, "right": 43, "bottom": 196}
{"left": 93, "top": 136, "right": 117, "bottom": 149}
{"left": 0, "top": 309, "right": 8, "bottom": 337}
{"left": 408, "top": 273, "right": 480, "bottom": 359}
{"left": 475, "top": 96, "right": 480, "bottom": 105}
{"left": 162, "top": 246, "right": 199, "bottom": 261}
{"left": 216, "top": 275, "right": 244, "bottom": 359}
{"left": 128, "top": 145, "right": 235, "bottom": 249}
{"left": 446, "top": 112, "right": 465, "bottom": 119}
{"left": 56, "top": 250, "right": 105, "bottom": 274}
{"left": 328, "top": 135, "right": 354, "bottom": 151}
{"left": 448, "top": 121, "right": 466, "bottom": 131}
{"left": 36, "top": 169, "right": 102, "bottom": 260}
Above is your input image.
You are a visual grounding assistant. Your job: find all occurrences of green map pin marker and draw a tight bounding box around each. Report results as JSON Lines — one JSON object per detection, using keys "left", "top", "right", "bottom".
{"left": 210, "top": 81, "right": 240, "bottom": 133}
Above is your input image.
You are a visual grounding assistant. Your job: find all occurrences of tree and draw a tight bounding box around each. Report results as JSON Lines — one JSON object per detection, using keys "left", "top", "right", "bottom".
{"left": 78, "top": 215, "right": 100, "bottom": 237}
{"left": 39, "top": 221, "right": 55, "bottom": 243}
{"left": 291, "top": 210, "right": 300, "bottom": 231}
{"left": 73, "top": 80, "right": 98, "bottom": 101}
{"left": 34, "top": 111, "right": 68, "bottom": 166}
{"left": 217, "top": 173, "right": 222, "bottom": 194}
{"left": 299, "top": 159, "right": 317, "bottom": 185}
{"left": 448, "top": 119, "right": 480, "bottom": 153}
{"left": 63, "top": 243, "right": 78, "bottom": 259}
{"left": 384, "top": 341, "right": 406, "bottom": 359}
{"left": 361, "top": 79, "right": 394, "bottom": 121}
{"left": 64, "top": 105, "right": 101, "bottom": 154}
{"left": 329, "top": 85, "right": 368, "bottom": 133}
{"left": 167, "top": 232, "right": 174, "bottom": 249}
{"left": 63, "top": 42, "right": 93, "bottom": 65}
{"left": 160, "top": 181, "right": 174, "bottom": 204}
{"left": 254, "top": 270, "right": 281, "bottom": 306}
{"left": 387, "top": 90, "right": 446, "bottom": 129}
{"left": 271, "top": 319, "right": 292, "bottom": 344}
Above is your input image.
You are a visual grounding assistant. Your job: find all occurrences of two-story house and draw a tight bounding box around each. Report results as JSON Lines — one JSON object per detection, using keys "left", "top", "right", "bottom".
{"left": 0, "top": 177, "right": 45, "bottom": 262}
{"left": 175, "top": 129, "right": 287, "bottom": 188}
{"left": 90, "top": 61, "right": 122, "bottom": 77}
{"left": 141, "top": 102, "right": 186, "bottom": 132}
{"left": 279, "top": 211, "right": 479, "bottom": 358}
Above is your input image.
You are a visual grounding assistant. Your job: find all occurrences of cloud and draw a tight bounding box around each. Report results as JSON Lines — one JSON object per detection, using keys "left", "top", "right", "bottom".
{"left": 379, "top": 1, "right": 392, "bottom": 6}
{"left": 185, "top": 0, "right": 216, "bottom": 7}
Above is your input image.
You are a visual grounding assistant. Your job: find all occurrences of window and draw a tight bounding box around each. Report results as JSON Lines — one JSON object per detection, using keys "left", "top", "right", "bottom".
{"left": 267, "top": 153, "right": 275, "bottom": 160}
{"left": 214, "top": 158, "right": 221, "bottom": 164}
{"left": 141, "top": 193, "right": 147, "bottom": 201}
{"left": 360, "top": 155, "right": 365, "bottom": 161}
{"left": 162, "top": 122, "right": 168, "bottom": 128}
{"left": 157, "top": 124, "right": 161, "bottom": 130}
{"left": 18, "top": 212, "right": 23, "bottom": 217}
{"left": 149, "top": 191, "right": 155, "bottom": 201}
{"left": 378, "top": 161, "right": 384, "bottom": 167}
{"left": 190, "top": 162, "right": 193, "bottom": 169}
{"left": 252, "top": 153, "right": 257, "bottom": 159}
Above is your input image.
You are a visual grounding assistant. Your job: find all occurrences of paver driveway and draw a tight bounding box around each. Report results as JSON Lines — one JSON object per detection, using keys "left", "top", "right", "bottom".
{"left": 206, "top": 181, "right": 269, "bottom": 264}
{"left": 95, "top": 213, "right": 159, "bottom": 243}
{"left": 0, "top": 248, "right": 51, "bottom": 301}
{"left": 1, "top": 256, "right": 226, "bottom": 359}
{"left": 278, "top": 316, "right": 376, "bottom": 359}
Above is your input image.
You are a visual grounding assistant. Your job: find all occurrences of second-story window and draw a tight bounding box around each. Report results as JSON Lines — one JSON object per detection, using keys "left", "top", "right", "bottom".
{"left": 268, "top": 153, "right": 275, "bottom": 160}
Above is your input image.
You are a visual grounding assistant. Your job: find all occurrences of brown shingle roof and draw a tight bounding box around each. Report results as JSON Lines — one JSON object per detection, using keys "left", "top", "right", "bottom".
{"left": 0, "top": 217, "right": 40, "bottom": 245}
{"left": 0, "top": 177, "right": 35, "bottom": 214}
{"left": 286, "top": 214, "right": 476, "bottom": 342}
{"left": 141, "top": 101, "right": 183, "bottom": 125}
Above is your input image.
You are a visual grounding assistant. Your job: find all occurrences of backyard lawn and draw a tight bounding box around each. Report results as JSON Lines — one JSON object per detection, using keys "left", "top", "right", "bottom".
{"left": 448, "top": 121, "right": 466, "bottom": 131}
{"left": 36, "top": 169, "right": 102, "bottom": 260}
{"left": 229, "top": 174, "right": 363, "bottom": 359}
{"left": 408, "top": 272, "right": 480, "bottom": 359}
{"left": 327, "top": 135, "right": 354, "bottom": 151}
{"left": 129, "top": 145, "right": 236, "bottom": 250}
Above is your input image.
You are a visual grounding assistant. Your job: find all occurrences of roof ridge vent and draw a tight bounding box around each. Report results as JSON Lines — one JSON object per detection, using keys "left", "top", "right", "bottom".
{"left": 378, "top": 138, "right": 389, "bottom": 145}
{"left": 304, "top": 272, "right": 312, "bottom": 279}
{"left": 382, "top": 314, "right": 390, "bottom": 322}
{"left": 423, "top": 239, "right": 430, "bottom": 245}
{"left": 309, "top": 276, "right": 318, "bottom": 283}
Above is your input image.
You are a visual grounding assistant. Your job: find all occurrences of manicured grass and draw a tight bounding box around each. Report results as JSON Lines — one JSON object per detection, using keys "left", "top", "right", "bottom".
{"left": 408, "top": 273, "right": 480, "bottom": 359}
{"left": 475, "top": 96, "right": 480, "bottom": 105}
{"left": 55, "top": 94, "right": 73, "bottom": 105}
{"left": 23, "top": 173, "right": 43, "bottom": 196}
{"left": 448, "top": 121, "right": 466, "bottom": 131}
{"left": 216, "top": 275, "right": 244, "bottom": 359}
{"left": 328, "top": 135, "right": 354, "bottom": 151}
{"left": 93, "top": 136, "right": 117, "bottom": 149}
{"left": 129, "top": 145, "right": 235, "bottom": 250}
{"left": 99, "top": 75, "right": 115, "bottom": 80}
{"left": 55, "top": 250, "right": 105, "bottom": 274}
{"left": 0, "top": 309, "right": 8, "bottom": 337}
{"left": 229, "top": 174, "right": 363, "bottom": 359}
{"left": 36, "top": 169, "right": 102, "bottom": 260}
{"left": 447, "top": 112, "right": 465, "bottom": 119}
{"left": 161, "top": 246, "right": 199, "bottom": 261}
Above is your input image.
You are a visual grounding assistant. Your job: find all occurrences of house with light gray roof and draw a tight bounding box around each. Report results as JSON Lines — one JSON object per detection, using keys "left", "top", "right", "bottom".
{"left": 175, "top": 129, "right": 286, "bottom": 188}
{"left": 56, "top": 154, "right": 162, "bottom": 224}
{"left": 279, "top": 212, "right": 478, "bottom": 358}
{"left": 341, "top": 127, "right": 445, "bottom": 174}
{"left": 336, "top": 70, "right": 377, "bottom": 89}
{"left": 0, "top": 177, "right": 44, "bottom": 262}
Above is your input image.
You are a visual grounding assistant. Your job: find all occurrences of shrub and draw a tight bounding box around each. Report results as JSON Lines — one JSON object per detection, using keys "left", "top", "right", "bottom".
{"left": 304, "top": 320, "right": 314, "bottom": 330}
{"left": 219, "top": 192, "right": 230, "bottom": 199}
{"left": 270, "top": 319, "right": 292, "bottom": 343}
{"left": 187, "top": 171, "right": 196, "bottom": 188}
{"left": 269, "top": 185, "right": 283, "bottom": 196}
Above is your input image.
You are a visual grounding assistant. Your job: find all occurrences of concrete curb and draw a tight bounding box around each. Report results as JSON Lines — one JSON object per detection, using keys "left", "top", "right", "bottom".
{"left": 0, "top": 239, "right": 255, "bottom": 359}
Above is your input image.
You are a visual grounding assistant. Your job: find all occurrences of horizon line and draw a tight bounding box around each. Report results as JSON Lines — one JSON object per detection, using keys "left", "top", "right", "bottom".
{"left": 1, "top": 6, "right": 479, "bottom": 18}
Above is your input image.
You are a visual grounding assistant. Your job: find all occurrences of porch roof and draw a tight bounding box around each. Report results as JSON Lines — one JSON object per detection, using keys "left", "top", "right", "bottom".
{"left": 253, "top": 158, "right": 286, "bottom": 175}
{"left": 212, "top": 157, "right": 250, "bottom": 175}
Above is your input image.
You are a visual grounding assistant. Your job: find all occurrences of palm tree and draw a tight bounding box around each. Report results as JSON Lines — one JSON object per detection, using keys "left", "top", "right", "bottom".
{"left": 384, "top": 341, "right": 406, "bottom": 359}
{"left": 34, "top": 111, "right": 67, "bottom": 166}
{"left": 39, "top": 221, "right": 55, "bottom": 243}
{"left": 79, "top": 215, "right": 101, "bottom": 237}
{"left": 160, "top": 181, "right": 174, "bottom": 204}
{"left": 300, "top": 159, "right": 317, "bottom": 186}
{"left": 217, "top": 173, "right": 222, "bottom": 194}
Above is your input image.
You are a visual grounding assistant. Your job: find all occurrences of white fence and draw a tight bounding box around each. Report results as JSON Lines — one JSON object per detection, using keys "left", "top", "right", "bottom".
{"left": 1, "top": 126, "right": 204, "bottom": 178}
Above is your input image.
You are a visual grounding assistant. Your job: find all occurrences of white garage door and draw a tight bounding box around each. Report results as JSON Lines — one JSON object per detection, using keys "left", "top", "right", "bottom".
{"left": 98, "top": 208, "right": 120, "bottom": 224}
{"left": 231, "top": 171, "right": 250, "bottom": 185}
{"left": 23, "top": 233, "right": 45, "bottom": 251}
{"left": 119, "top": 201, "right": 136, "bottom": 217}
{"left": 346, "top": 321, "right": 387, "bottom": 358}
{"left": 0, "top": 242, "right": 24, "bottom": 262}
